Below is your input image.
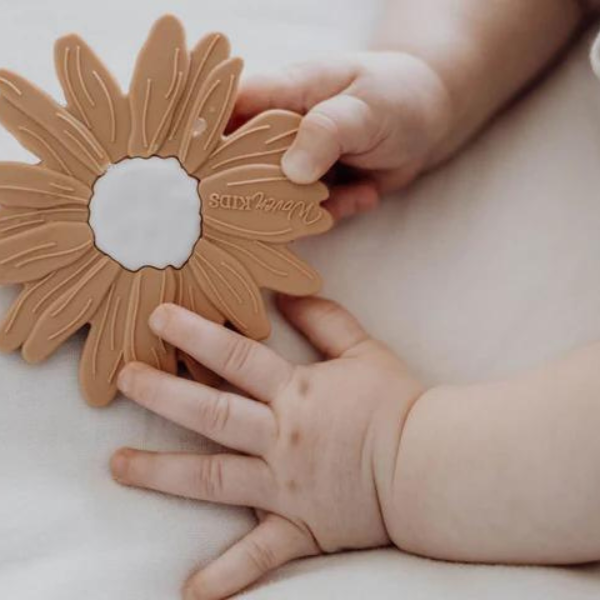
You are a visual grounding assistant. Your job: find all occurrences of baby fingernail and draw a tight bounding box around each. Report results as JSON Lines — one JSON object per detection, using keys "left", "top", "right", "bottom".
{"left": 282, "top": 148, "right": 318, "bottom": 183}
{"left": 149, "top": 304, "right": 170, "bottom": 333}
{"left": 117, "top": 367, "right": 132, "bottom": 394}
{"left": 110, "top": 450, "right": 130, "bottom": 482}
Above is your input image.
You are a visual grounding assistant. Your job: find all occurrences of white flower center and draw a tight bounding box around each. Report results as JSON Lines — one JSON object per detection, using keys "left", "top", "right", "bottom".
{"left": 89, "top": 157, "right": 201, "bottom": 271}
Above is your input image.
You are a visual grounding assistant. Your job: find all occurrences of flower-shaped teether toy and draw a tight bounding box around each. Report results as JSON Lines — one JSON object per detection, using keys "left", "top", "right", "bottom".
{"left": 0, "top": 16, "right": 332, "bottom": 406}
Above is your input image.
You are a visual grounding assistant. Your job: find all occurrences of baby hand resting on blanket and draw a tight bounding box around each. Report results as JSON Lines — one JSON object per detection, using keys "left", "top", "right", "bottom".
{"left": 111, "top": 1, "right": 600, "bottom": 598}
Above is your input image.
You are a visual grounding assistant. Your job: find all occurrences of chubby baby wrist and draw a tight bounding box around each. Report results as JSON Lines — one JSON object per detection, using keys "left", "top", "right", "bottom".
{"left": 370, "top": 381, "right": 428, "bottom": 543}
{"left": 385, "top": 50, "right": 456, "bottom": 171}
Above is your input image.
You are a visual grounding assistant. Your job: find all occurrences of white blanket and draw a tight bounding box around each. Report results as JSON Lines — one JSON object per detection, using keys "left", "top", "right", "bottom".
{"left": 1, "top": 0, "right": 600, "bottom": 598}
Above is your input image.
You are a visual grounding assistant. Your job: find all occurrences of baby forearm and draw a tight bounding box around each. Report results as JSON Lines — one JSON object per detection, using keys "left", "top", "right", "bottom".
{"left": 387, "top": 342, "right": 600, "bottom": 564}
{"left": 375, "top": 0, "right": 586, "bottom": 164}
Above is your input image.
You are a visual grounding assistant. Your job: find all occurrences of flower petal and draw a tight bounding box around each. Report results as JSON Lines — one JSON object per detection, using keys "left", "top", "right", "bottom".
{"left": 180, "top": 57, "right": 243, "bottom": 174}
{"left": 22, "top": 254, "right": 120, "bottom": 363}
{"left": 0, "top": 162, "right": 90, "bottom": 209}
{"left": 0, "top": 206, "right": 88, "bottom": 240}
{"left": 175, "top": 264, "right": 224, "bottom": 323}
{"left": 160, "top": 32, "right": 230, "bottom": 157}
{"left": 80, "top": 270, "right": 132, "bottom": 407}
{"left": 197, "top": 110, "right": 301, "bottom": 179}
{"left": 123, "top": 267, "right": 177, "bottom": 373}
{"left": 0, "top": 204, "right": 88, "bottom": 240}
{"left": 174, "top": 265, "right": 223, "bottom": 386}
{"left": 0, "top": 221, "right": 94, "bottom": 284}
{"left": 0, "top": 70, "right": 109, "bottom": 185}
{"left": 188, "top": 239, "right": 270, "bottom": 340}
{"left": 0, "top": 248, "right": 97, "bottom": 352}
{"left": 128, "top": 15, "right": 189, "bottom": 157}
{"left": 199, "top": 164, "right": 332, "bottom": 243}
{"left": 205, "top": 226, "right": 321, "bottom": 295}
{"left": 55, "top": 34, "right": 131, "bottom": 163}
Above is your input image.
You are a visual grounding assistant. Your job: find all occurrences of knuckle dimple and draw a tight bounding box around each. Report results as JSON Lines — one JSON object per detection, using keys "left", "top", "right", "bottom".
{"left": 194, "top": 456, "right": 224, "bottom": 500}
{"left": 198, "top": 391, "right": 231, "bottom": 433}
{"left": 313, "top": 300, "right": 343, "bottom": 329}
{"left": 244, "top": 538, "right": 278, "bottom": 574}
{"left": 306, "top": 109, "right": 341, "bottom": 141}
{"left": 222, "top": 338, "right": 253, "bottom": 374}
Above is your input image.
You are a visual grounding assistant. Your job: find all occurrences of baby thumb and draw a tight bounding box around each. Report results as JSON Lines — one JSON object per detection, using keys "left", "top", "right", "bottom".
{"left": 282, "top": 94, "right": 375, "bottom": 184}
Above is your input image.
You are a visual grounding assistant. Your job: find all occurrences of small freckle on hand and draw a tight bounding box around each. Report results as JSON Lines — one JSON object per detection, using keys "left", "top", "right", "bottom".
{"left": 298, "top": 378, "right": 310, "bottom": 397}
{"left": 289, "top": 429, "right": 302, "bottom": 446}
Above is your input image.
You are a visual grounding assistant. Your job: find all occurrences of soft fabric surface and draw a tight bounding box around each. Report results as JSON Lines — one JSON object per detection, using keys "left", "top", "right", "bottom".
{"left": 1, "top": 1, "right": 600, "bottom": 598}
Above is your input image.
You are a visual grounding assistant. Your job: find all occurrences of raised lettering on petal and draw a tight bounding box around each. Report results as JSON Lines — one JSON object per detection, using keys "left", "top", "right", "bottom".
{"left": 206, "top": 191, "right": 324, "bottom": 224}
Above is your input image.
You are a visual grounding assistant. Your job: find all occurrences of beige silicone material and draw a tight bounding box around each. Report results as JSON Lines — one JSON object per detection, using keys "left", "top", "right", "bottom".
{"left": 0, "top": 15, "right": 332, "bottom": 407}
{"left": 55, "top": 35, "right": 131, "bottom": 164}
{"left": 128, "top": 16, "right": 189, "bottom": 157}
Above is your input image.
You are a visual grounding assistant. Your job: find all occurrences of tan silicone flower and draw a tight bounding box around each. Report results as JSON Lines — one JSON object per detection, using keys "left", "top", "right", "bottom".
{"left": 0, "top": 15, "right": 332, "bottom": 407}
